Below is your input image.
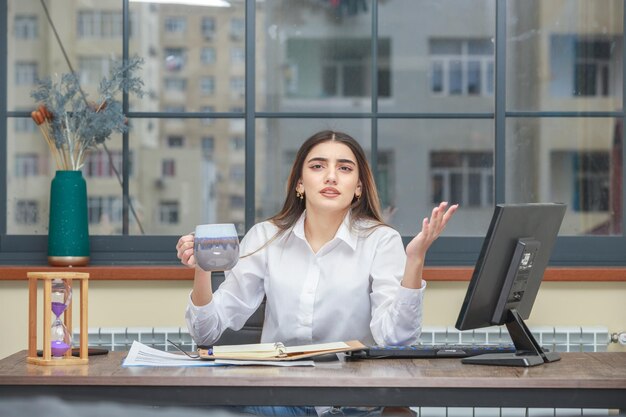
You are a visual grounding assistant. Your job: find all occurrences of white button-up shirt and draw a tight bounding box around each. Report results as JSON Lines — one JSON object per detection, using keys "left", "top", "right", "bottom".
{"left": 186, "top": 211, "right": 425, "bottom": 347}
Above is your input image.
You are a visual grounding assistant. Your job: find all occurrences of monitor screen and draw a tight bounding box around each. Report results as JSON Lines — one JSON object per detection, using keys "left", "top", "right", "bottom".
{"left": 455, "top": 203, "right": 566, "bottom": 367}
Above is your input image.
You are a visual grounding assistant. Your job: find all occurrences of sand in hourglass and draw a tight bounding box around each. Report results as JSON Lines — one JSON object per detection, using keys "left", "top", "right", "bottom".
{"left": 51, "top": 301, "right": 71, "bottom": 356}
{"left": 51, "top": 339, "right": 71, "bottom": 356}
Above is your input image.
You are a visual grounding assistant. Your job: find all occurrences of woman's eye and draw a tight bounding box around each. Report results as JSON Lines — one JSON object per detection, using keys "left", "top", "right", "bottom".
{"left": 310, "top": 164, "right": 323, "bottom": 169}
{"left": 339, "top": 166, "right": 353, "bottom": 172}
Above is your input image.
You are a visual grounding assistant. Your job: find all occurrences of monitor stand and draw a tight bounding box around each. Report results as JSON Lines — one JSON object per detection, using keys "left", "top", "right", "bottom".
{"left": 461, "top": 309, "right": 561, "bottom": 367}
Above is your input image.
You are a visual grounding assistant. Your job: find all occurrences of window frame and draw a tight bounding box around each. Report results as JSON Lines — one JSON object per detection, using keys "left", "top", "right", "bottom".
{"left": 1, "top": 0, "right": 625, "bottom": 267}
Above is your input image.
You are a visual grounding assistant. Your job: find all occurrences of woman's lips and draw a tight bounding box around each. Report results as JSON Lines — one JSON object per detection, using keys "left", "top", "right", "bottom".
{"left": 320, "top": 187, "right": 340, "bottom": 197}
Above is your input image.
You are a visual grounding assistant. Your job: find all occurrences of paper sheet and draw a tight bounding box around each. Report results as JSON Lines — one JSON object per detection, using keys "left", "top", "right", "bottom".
{"left": 122, "top": 340, "right": 223, "bottom": 367}
{"left": 122, "top": 341, "right": 315, "bottom": 367}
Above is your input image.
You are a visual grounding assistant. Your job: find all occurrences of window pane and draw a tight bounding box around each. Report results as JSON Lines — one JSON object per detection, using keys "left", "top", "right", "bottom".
{"left": 431, "top": 61, "right": 444, "bottom": 93}
{"left": 505, "top": 118, "right": 621, "bottom": 236}
{"left": 130, "top": 2, "right": 245, "bottom": 113}
{"left": 6, "top": 128, "right": 126, "bottom": 235}
{"left": 380, "top": 119, "right": 494, "bottom": 236}
{"left": 508, "top": 0, "right": 623, "bottom": 111}
{"left": 449, "top": 60, "right": 463, "bottom": 95}
{"left": 257, "top": 1, "right": 373, "bottom": 112}
{"left": 255, "top": 119, "right": 371, "bottom": 223}
{"left": 379, "top": 0, "right": 495, "bottom": 112}
{"left": 467, "top": 61, "right": 481, "bottom": 95}
{"left": 129, "top": 119, "right": 245, "bottom": 235}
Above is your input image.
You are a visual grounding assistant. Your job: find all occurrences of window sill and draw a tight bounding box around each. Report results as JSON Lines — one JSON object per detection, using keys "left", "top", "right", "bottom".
{"left": 0, "top": 265, "right": 625, "bottom": 281}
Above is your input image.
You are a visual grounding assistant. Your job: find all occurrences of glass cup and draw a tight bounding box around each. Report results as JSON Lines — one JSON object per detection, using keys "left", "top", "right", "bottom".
{"left": 194, "top": 223, "right": 240, "bottom": 271}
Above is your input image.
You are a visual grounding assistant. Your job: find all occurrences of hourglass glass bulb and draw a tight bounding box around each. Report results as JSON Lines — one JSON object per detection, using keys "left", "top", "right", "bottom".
{"left": 51, "top": 318, "right": 72, "bottom": 357}
{"left": 51, "top": 278, "right": 72, "bottom": 318}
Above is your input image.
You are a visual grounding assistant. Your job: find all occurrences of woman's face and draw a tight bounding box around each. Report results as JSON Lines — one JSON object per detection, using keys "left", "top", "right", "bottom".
{"left": 297, "top": 141, "right": 362, "bottom": 215}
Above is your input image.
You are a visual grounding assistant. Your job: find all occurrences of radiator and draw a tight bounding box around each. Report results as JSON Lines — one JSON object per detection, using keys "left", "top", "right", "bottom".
{"left": 75, "top": 325, "right": 611, "bottom": 417}
{"left": 75, "top": 325, "right": 610, "bottom": 353}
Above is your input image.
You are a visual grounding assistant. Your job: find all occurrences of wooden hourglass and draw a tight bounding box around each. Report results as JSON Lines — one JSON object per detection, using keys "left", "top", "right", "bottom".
{"left": 27, "top": 271, "right": 89, "bottom": 365}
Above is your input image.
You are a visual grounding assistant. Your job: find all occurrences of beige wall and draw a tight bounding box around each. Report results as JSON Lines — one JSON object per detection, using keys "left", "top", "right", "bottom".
{"left": 1, "top": 279, "right": 625, "bottom": 360}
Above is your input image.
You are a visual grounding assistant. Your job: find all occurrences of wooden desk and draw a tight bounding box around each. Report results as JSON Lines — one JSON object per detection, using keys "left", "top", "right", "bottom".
{"left": 1, "top": 351, "right": 625, "bottom": 410}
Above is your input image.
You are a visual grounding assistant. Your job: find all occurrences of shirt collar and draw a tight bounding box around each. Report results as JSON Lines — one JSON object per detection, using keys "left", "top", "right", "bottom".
{"left": 293, "top": 210, "right": 358, "bottom": 251}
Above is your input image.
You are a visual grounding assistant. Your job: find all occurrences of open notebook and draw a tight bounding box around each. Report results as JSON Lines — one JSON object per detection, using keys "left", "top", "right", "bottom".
{"left": 198, "top": 340, "right": 366, "bottom": 361}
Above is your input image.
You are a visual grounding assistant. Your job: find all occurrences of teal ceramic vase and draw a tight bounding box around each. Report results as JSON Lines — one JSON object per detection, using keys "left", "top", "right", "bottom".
{"left": 47, "top": 170, "right": 90, "bottom": 266}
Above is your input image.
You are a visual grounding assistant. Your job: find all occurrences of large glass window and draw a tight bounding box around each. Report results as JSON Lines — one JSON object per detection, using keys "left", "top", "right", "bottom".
{"left": 2, "top": 0, "right": 625, "bottom": 266}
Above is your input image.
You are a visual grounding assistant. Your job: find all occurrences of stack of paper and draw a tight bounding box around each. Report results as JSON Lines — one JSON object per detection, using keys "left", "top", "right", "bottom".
{"left": 122, "top": 341, "right": 315, "bottom": 367}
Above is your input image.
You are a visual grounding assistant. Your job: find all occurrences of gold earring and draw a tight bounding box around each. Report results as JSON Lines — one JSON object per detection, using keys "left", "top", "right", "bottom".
{"left": 296, "top": 190, "right": 304, "bottom": 200}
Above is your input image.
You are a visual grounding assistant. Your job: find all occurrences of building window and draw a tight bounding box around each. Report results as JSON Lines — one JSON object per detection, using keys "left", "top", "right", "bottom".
{"left": 202, "top": 136, "right": 214, "bottom": 156}
{"left": 572, "top": 152, "right": 610, "bottom": 211}
{"left": 201, "top": 47, "right": 216, "bottom": 65}
{"left": 201, "top": 76, "right": 215, "bottom": 95}
{"left": 230, "top": 47, "right": 245, "bottom": 64}
{"left": 15, "top": 62, "right": 37, "bottom": 85}
{"left": 322, "top": 60, "right": 366, "bottom": 97}
{"left": 430, "top": 151, "right": 493, "bottom": 207}
{"left": 164, "top": 48, "right": 186, "bottom": 72}
{"left": 159, "top": 201, "right": 179, "bottom": 224}
{"left": 230, "top": 18, "right": 244, "bottom": 40}
{"left": 202, "top": 17, "right": 216, "bottom": 39}
{"left": 286, "top": 38, "right": 390, "bottom": 99}
{"left": 162, "top": 159, "right": 176, "bottom": 177}
{"left": 167, "top": 136, "right": 184, "bottom": 147}
{"left": 230, "top": 136, "right": 245, "bottom": 151}
{"left": 550, "top": 35, "right": 620, "bottom": 98}
{"left": 230, "top": 164, "right": 245, "bottom": 181}
{"left": 15, "top": 200, "right": 38, "bottom": 225}
{"left": 574, "top": 40, "right": 613, "bottom": 97}
{"left": 14, "top": 15, "right": 38, "bottom": 39}
{"left": 164, "top": 16, "right": 186, "bottom": 33}
{"left": 14, "top": 153, "right": 41, "bottom": 178}
{"left": 14, "top": 117, "right": 37, "bottom": 133}
{"left": 78, "top": 56, "right": 115, "bottom": 85}
{"left": 230, "top": 77, "right": 245, "bottom": 97}
{"left": 77, "top": 10, "right": 128, "bottom": 38}
{"left": 87, "top": 196, "right": 123, "bottom": 224}
{"left": 429, "top": 38, "right": 494, "bottom": 96}
{"left": 84, "top": 150, "right": 132, "bottom": 178}
{"left": 164, "top": 77, "right": 187, "bottom": 92}
{"left": 377, "top": 151, "right": 394, "bottom": 211}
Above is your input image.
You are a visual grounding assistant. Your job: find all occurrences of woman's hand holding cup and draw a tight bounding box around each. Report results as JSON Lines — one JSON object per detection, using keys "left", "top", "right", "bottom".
{"left": 176, "top": 233, "right": 196, "bottom": 268}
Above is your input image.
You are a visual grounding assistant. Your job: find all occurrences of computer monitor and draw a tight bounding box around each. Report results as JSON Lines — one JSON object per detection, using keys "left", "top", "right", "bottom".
{"left": 455, "top": 203, "right": 567, "bottom": 367}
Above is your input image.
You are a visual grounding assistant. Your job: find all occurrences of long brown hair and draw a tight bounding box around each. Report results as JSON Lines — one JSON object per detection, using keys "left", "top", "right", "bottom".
{"left": 271, "top": 130, "right": 384, "bottom": 231}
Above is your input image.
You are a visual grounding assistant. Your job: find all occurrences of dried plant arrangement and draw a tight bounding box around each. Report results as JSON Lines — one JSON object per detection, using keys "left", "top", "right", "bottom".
{"left": 30, "top": 56, "right": 145, "bottom": 171}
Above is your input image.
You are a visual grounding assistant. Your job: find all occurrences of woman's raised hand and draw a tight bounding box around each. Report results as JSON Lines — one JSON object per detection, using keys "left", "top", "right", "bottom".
{"left": 176, "top": 234, "right": 196, "bottom": 268}
{"left": 406, "top": 202, "right": 458, "bottom": 261}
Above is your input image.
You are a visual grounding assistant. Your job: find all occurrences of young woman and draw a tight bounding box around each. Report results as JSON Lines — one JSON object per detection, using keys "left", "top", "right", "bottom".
{"left": 176, "top": 130, "right": 458, "bottom": 349}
